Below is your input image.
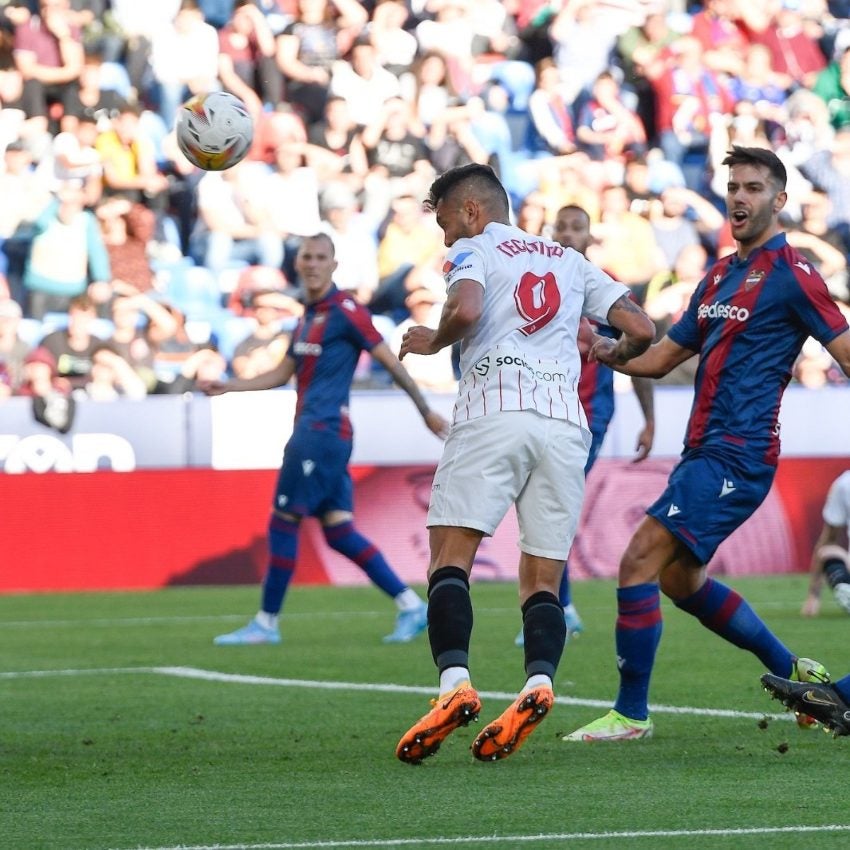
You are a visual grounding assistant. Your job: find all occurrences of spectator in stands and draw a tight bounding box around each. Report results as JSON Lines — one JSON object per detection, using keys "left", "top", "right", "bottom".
{"left": 575, "top": 70, "right": 647, "bottom": 164}
{"left": 688, "top": 0, "right": 750, "bottom": 77}
{"left": 96, "top": 197, "right": 156, "bottom": 293}
{"left": 800, "top": 120, "right": 850, "bottom": 233}
{"left": 401, "top": 50, "right": 458, "bottom": 131}
{"left": 217, "top": 0, "right": 282, "bottom": 117}
{"left": 231, "top": 288, "right": 302, "bottom": 379}
{"left": 23, "top": 180, "right": 111, "bottom": 319}
{"left": 745, "top": 0, "right": 826, "bottom": 90}
{"left": 776, "top": 88, "right": 835, "bottom": 170}
{"left": 515, "top": 191, "right": 549, "bottom": 237}
{"left": 95, "top": 101, "right": 171, "bottom": 239}
{"left": 329, "top": 34, "right": 400, "bottom": 128}
{"left": 785, "top": 187, "right": 850, "bottom": 297}
{"left": 12, "top": 0, "right": 84, "bottom": 136}
{"left": 587, "top": 182, "right": 664, "bottom": 303}
{"left": 305, "top": 94, "right": 368, "bottom": 189}
{"left": 727, "top": 43, "right": 790, "bottom": 132}
{"left": 360, "top": 95, "right": 432, "bottom": 226}
{"left": 149, "top": 0, "right": 220, "bottom": 127}
{"left": 813, "top": 45, "right": 850, "bottom": 130}
{"left": 0, "top": 138, "right": 52, "bottom": 303}
{"left": 616, "top": 9, "right": 678, "bottom": 144}
{"left": 37, "top": 107, "right": 102, "bottom": 206}
{"left": 159, "top": 343, "right": 228, "bottom": 393}
{"left": 648, "top": 184, "right": 725, "bottom": 270}
{"left": 537, "top": 152, "right": 602, "bottom": 224}
{"left": 414, "top": 0, "right": 480, "bottom": 98}
{"left": 651, "top": 34, "right": 734, "bottom": 192}
{"left": 0, "top": 297, "right": 30, "bottom": 396}
{"left": 318, "top": 180, "right": 378, "bottom": 304}
{"left": 17, "top": 344, "right": 75, "bottom": 432}
{"left": 192, "top": 157, "right": 284, "bottom": 275}
{"left": 367, "top": 0, "right": 418, "bottom": 78}
{"left": 83, "top": 341, "right": 148, "bottom": 400}
{"left": 108, "top": 283, "right": 179, "bottom": 391}
{"left": 369, "top": 193, "right": 443, "bottom": 321}
{"left": 62, "top": 46, "right": 127, "bottom": 132}
{"left": 264, "top": 138, "right": 322, "bottom": 277}
{"left": 275, "top": 0, "right": 368, "bottom": 127}
{"left": 389, "top": 286, "right": 457, "bottom": 393}
{"left": 425, "top": 100, "right": 491, "bottom": 174}
{"left": 642, "top": 242, "right": 707, "bottom": 387}
{"left": 549, "top": 0, "right": 628, "bottom": 106}
{"left": 37, "top": 291, "right": 104, "bottom": 388}
{"left": 526, "top": 56, "right": 577, "bottom": 157}
{"left": 226, "top": 264, "right": 293, "bottom": 317}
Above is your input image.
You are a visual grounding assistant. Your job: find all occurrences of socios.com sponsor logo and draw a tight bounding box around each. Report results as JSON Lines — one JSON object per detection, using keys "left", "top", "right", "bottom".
{"left": 697, "top": 302, "right": 750, "bottom": 322}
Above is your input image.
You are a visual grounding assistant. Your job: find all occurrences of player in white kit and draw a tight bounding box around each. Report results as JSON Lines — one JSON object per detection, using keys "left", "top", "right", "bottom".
{"left": 801, "top": 470, "right": 850, "bottom": 617}
{"left": 394, "top": 163, "right": 656, "bottom": 764}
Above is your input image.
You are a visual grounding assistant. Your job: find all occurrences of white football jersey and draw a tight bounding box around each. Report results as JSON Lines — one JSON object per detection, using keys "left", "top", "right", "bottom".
{"left": 823, "top": 471, "right": 850, "bottom": 538}
{"left": 442, "top": 222, "right": 629, "bottom": 427}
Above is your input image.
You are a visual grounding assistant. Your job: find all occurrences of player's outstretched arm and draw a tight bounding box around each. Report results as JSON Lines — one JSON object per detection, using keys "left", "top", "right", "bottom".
{"left": 400, "top": 279, "right": 483, "bottom": 360}
{"left": 199, "top": 356, "right": 297, "bottom": 395}
{"left": 370, "top": 342, "right": 450, "bottom": 439}
{"left": 592, "top": 293, "right": 655, "bottom": 368}
{"left": 802, "top": 521, "right": 844, "bottom": 616}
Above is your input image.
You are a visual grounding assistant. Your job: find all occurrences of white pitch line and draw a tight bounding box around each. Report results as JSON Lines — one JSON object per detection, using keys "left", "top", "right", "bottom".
{"left": 1, "top": 665, "right": 796, "bottom": 722}
{"left": 110, "top": 824, "right": 850, "bottom": 850}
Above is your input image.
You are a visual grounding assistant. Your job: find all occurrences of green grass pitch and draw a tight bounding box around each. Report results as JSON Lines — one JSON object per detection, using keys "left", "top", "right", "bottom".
{"left": 2, "top": 575, "right": 849, "bottom": 850}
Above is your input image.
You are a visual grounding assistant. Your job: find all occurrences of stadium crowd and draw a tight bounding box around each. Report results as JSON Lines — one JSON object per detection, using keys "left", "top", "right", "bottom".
{"left": 1, "top": 0, "right": 850, "bottom": 406}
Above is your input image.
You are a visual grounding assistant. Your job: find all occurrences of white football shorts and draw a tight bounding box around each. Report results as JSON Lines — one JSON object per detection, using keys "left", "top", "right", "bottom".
{"left": 426, "top": 410, "right": 590, "bottom": 560}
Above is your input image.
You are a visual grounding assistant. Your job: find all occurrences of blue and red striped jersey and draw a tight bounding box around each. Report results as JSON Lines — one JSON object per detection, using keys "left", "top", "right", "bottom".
{"left": 668, "top": 233, "right": 848, "bottom": 465}
{"left": 579, "top": 322, "right": 616, "bottom": 434}
{"left": 287, "top": 285, "right": 384, "bottom": 439}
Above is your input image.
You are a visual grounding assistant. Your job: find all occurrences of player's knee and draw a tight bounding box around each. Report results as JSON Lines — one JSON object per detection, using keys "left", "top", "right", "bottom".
{"left": 819, "top": 544, "right": 850, "bottom": 567}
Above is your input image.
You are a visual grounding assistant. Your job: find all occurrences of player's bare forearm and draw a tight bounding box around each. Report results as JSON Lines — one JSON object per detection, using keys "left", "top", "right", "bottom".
{"left": 402, "top": 279, "right": 482, "bottom": 358}
{"left": 594, "top": 332, "right": 695, "bottom": 378}
{"left": 632, "top": 375, "right": 655, "bottom": 423}
{"left": 826, "top": 329, "right": 850, "bottom": 379}
{"left": 371, "top": 342, "right": 450, "bottom": 437}
{"left": 601, "top": 294, "right": 655, "bottom": 365}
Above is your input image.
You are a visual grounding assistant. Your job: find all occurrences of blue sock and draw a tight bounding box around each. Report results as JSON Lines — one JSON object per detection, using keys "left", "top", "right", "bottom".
{"left": 558, "top": 563, "right": 571, "bottom": 608}
{"left": 262, "top": 514, "right": 298, "bottom": 614}
{"left": 322, "top": 521, "right": 405, "bottom": 598}
{"left": 834, "top": 674, "right": 850, "bottom": 702}
{"left": 674, "top": 577, "right": 793, "bottom": 676}
{"left": 613, "top": 583, "right": 663, "bottom": 721}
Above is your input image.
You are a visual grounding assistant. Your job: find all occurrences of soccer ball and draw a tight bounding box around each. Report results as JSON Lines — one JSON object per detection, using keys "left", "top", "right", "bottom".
{"left": 175, "top": 92, "right": 254, "bottom": 171}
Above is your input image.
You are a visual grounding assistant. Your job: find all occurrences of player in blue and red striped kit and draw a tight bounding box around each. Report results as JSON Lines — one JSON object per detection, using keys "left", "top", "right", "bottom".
{"left": 515, "top": 204, "right": 655, "bottom": 647}
{"left": 565, "top": 146, "right": 850, "bottom": 741}
{"left": 204, "top": 233, "right": 449, "bottom": 646}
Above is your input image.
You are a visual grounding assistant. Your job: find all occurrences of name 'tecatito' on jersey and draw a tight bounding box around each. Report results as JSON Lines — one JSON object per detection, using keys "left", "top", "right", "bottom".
{"left": 669, "top": 233, "right": 848, "bottom": 464}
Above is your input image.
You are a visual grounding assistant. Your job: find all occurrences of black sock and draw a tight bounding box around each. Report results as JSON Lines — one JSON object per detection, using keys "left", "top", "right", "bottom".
{"left": 825, "top": 558, "right": 850, "bottom": 589}
{"left": 522, "top": 590, "right": 566, "bottom": 681}
{"left": 427, "top": 566, "right": 473, "bottom": 673}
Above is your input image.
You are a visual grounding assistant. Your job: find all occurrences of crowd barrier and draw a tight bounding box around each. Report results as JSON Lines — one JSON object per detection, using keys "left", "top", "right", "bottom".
{"left": 1, "top": 387, "right": 847, "bottom": 593}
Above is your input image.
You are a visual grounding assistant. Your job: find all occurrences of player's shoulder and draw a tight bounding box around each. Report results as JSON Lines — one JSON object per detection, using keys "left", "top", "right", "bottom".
{"left": 832, "top": 471, "right": 850, "bottom": 496}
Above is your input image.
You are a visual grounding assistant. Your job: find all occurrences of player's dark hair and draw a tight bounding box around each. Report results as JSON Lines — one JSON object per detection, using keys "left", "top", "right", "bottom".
{"left": 722, "top": 146, "right": 787, "bottom": 191}
{"left": 425, "top": 163, "right": 510, "bottom": 216}
{"left": 556, "top": 204, "right": 591, "bottom": 226}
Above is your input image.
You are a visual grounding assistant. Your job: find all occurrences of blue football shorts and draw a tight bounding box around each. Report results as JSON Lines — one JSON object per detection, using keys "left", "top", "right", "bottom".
{"left": 272, "top": 426, "right": 354, "bottom": 517}
{"left": 646, "top": 446, "right": 776, "bottom": 565}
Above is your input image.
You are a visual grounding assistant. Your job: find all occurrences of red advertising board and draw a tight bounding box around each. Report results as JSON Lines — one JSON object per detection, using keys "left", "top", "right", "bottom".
{"left": 2, "top": 457, "right": 846, "bottom": 593}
